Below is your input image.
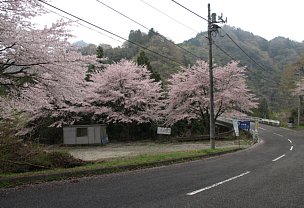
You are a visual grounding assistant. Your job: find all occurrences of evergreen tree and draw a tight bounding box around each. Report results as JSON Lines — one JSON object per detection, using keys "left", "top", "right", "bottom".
{"left": 96, "top": 45, "right": 104, "bottom": 59}
{"left": 85, "top": 45, "right": 105, "bottom": 82}
{"left": 257, "top": 98, "right": 270, "bottom": 118}
{"left": 136, "top": 51, "right": 161, "bottom": 82}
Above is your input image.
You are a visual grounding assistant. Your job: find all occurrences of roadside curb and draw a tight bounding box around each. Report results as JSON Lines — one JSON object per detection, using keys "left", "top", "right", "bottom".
{"left": 0, "top": 148, "right": 242, "bottom": 188}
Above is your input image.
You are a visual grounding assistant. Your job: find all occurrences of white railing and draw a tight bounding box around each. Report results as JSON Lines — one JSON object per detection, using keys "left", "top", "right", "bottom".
{"left": 218, "top": 116, "right": 280, "bottom": 127}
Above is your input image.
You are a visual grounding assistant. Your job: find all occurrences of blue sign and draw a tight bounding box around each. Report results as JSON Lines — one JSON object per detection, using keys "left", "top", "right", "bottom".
{"left": 238, "top": 121, "right": 250, "bottom": 130}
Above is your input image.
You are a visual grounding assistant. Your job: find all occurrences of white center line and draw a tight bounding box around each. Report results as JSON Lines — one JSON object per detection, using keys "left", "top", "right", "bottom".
{"left": 273, "top": 133, "right": 283, "bottom": 137}
{"left": 288, "top": 139, "right": 292, "bottom": 143}
{"left": 186, "top": 171, "right": 251, "bottom": 196}
{"left": 272, "top": 154, "right": 286, "bottom": 162}
{"left": 290, "top": 146, "right": 293, "bottom": 151}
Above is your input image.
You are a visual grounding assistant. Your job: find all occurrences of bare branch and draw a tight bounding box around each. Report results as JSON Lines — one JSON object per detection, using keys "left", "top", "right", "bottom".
{"left": 0, "top": 43, "right": 16, "bottom": 52}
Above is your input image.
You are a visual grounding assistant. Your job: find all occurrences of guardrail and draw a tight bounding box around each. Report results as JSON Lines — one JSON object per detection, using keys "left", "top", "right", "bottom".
{"left": 219, "top": 116, "right": 280, "bottom": 127}
{"left": 258, "top": 118, "right": 280, "bottom": 126}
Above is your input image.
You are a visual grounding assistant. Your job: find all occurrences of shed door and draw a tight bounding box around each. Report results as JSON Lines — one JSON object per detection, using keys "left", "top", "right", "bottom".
{"left": 88, "top": 127, "right": 95, "bottom": 144}
{"left": 94, "top": 126, "right": 101, "bottom": 143}
{"left": 76, "top": 127, "right": 89, "bottom": 144}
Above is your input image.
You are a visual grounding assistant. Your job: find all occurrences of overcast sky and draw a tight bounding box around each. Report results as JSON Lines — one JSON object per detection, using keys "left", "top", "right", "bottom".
{"left": 36, "top": 0, "right": 304, "bottom": 47}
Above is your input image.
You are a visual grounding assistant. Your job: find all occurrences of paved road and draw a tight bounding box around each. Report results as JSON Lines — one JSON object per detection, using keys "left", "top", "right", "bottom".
{"left": 1, "top": 124, "right": 304, "bottom": 207}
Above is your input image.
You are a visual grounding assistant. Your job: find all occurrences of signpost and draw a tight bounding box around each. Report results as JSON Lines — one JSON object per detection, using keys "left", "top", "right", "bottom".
{"left": 157, "top": 127, "right": 171, "bottom": 135}
{"left": 232, "top": 119, "right": 239, "bottom": 137}
{"left": 238, "top": 121, "right": 251, "bottom": 131}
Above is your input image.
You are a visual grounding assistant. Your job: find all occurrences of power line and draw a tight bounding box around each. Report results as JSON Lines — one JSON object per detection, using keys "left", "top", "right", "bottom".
{"left": 140, "top": 0, "right": 199, "bottom": 33}
{"left": 212, "top": 41, "right": 238, "bottom": 63}
{"left": 96, "top": 0, "right": 147, "bottom": 30}
{"left": 170, "top": 0, "right": 209, "bottom": 22}
{"left": 212, "top": 40, "right": 280, "bottom": 86}
{"left": 37, "top": 0, "right": 185, "bottom": 67}
{"left": 95, "top": 0, "right": 202, "bottom": 60}
{"left": 44, "top": 8, "right": 123, "bottom": 44}
{"left": 223, "top": 32, "right": 268, "bottom": 71}
{"left": 214, "top": 30, "right": 281, "bottom": 86}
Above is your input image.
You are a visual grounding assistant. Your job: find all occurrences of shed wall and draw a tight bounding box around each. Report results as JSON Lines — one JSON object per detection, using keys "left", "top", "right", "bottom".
{"left": 63, "top": 125, "right": 107, "bottom": 145}
{"left": 63, "top": 127, "right": 76, "bottom": 144}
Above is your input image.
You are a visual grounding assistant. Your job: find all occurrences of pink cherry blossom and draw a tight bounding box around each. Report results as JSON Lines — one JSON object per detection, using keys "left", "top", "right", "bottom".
{"left": 0, "top": 0, "right": 103, "bottom": 134}
{"left": 86, "top": 59, "right": 164, "bottom": 124}
{"left": 165, "top": 60, "right": 258, "bottom": 125}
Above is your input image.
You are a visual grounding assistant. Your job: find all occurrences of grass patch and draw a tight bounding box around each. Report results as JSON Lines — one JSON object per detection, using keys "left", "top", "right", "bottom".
{"left": 0, "top": 147, "right": 240, "bottom": 188}
{"left": 96, "top": 148, "right": 233, "bottom": 167}
{"left": 294, "top": 124, "right": 304, "bottom": 129}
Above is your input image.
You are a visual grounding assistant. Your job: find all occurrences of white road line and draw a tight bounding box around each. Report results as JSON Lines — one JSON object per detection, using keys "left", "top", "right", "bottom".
{"left": 259, "top": 127, "right": 266, "bottom": 130}
{"left": 290, "top": 146, "right": 293, "bottom": 151}
{"left": 288, "top": 139, "right": 292, "bottom": 143}
{"left": 273, "top": 133, "right": 283, "bottom": 137}
{"left": 186, "top": 171, "right": 251, "bottom": 196}
{"left": 272, "top": 154, "right": 286, "bottom": 162}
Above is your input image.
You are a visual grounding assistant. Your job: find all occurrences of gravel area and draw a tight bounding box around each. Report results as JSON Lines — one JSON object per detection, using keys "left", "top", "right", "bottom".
{"left": 57, "top": 140, "right": 242, "bottom": 161}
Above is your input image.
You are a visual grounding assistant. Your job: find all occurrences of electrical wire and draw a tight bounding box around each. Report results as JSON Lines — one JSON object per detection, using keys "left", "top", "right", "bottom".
{"left": 140, "top": 0, "right": 199, "bottom": 33}
{"left": 44, "top": 8, "right": 123, "bottom": 44}
{"left": 216, "top": 30, "right": 282, "bottom": 87}
{"left": 96, "top": 0, "right": 147, "bottom": 30}
{"left": 170, "top": 0, "right": 209, "bottom": 22}
{"left": 212, "top": 40, "right": 280, "bottom": 86}
{"left": 95, "top": 0, "right": 202, "bottom": 60}
{"left": 224, "top": 32, "right": 268, "bottom": 71}
{"left": 212, "top": 41, "right": 238, "bottom": 63}
{"left": 37, "top": 0, "right": 185, "bottom": 67}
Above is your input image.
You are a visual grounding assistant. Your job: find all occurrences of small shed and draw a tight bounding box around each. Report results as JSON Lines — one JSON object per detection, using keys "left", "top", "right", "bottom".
{"left": 63, "top": 124, "right": 108, "bottom": 145}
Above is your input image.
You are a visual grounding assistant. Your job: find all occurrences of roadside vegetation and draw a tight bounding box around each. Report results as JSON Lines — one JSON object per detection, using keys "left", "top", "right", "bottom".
{"left": 0, "top": 145, "right": 242, "bottom": 188}
{"left": 0, "top": 129, "right": 253, "bottom": 188}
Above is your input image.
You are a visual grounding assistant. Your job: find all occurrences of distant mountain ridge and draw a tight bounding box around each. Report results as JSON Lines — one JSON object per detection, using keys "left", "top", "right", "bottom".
{"left": 73, "top": 40, "right": 88, "bottom": 48}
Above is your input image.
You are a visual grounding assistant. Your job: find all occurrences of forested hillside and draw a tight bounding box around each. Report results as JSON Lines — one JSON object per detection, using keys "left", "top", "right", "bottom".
{"left": 76, "top": 25, "right": 304, "bottom": 116}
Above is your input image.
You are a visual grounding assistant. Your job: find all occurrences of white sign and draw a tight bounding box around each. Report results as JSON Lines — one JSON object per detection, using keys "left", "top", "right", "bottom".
{"left": 232, "top": 119, "right": 239, "bottom": 137}
{"left": 157, "top": 127, "right": 171, "bottom": 135}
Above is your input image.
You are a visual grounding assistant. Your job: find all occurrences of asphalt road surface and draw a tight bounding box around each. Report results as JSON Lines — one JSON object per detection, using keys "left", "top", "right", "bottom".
{"left": 1, "top": 124, "right": 304, "bottom": 208}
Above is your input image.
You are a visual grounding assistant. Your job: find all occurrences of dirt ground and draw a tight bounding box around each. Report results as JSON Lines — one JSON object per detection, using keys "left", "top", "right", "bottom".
{"left": 55, "top": 140, "right": 244, "bottom": 161}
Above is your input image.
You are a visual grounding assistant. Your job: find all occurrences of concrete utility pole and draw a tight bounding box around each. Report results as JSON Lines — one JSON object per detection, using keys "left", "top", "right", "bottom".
{"left": 207, "top": 3, "right": 215, "bottom": 149}
{"left": 207, "top": 4, "right": 226, "bottom": 149}
{"left": 298, "top": 95, "right": 301, "bottom": 125}
{"left": 298, "top": 71, "right": 301, "bottom": 126}
{"left": 296, "top": 71, "right": 301, "bottom": 126}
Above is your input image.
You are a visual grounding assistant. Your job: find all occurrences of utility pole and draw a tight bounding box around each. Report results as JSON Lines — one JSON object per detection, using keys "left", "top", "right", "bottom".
{"left": 298, "top": 95, "right": 301, "bottom": 125}
{"left": 207, "top": 4, "right": 226, "bottom": 149}
{"left": 297, "top": 72, "right": 301, "bottom": 126}
{"left": 295, "top": 71, "right": 301, "bottom": 126}
{"left": 208, "top": 3, "right": 215, "bottom": 149}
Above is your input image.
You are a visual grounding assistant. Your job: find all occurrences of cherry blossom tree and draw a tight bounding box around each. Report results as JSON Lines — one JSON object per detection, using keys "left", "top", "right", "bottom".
{"left": 86, "top": 59, "right": 164, "bottom": 124}
{"left": 0, "top": 0, "right": 79, "bottom": 89}
{"left": 165, "top": 60, "right": 258, "bottom": 131}
{"left": 0, "top": 53, "right": 102, "bottom": 135}
{"left": 0, "top": 0, "right": 103, "bottom": 135}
